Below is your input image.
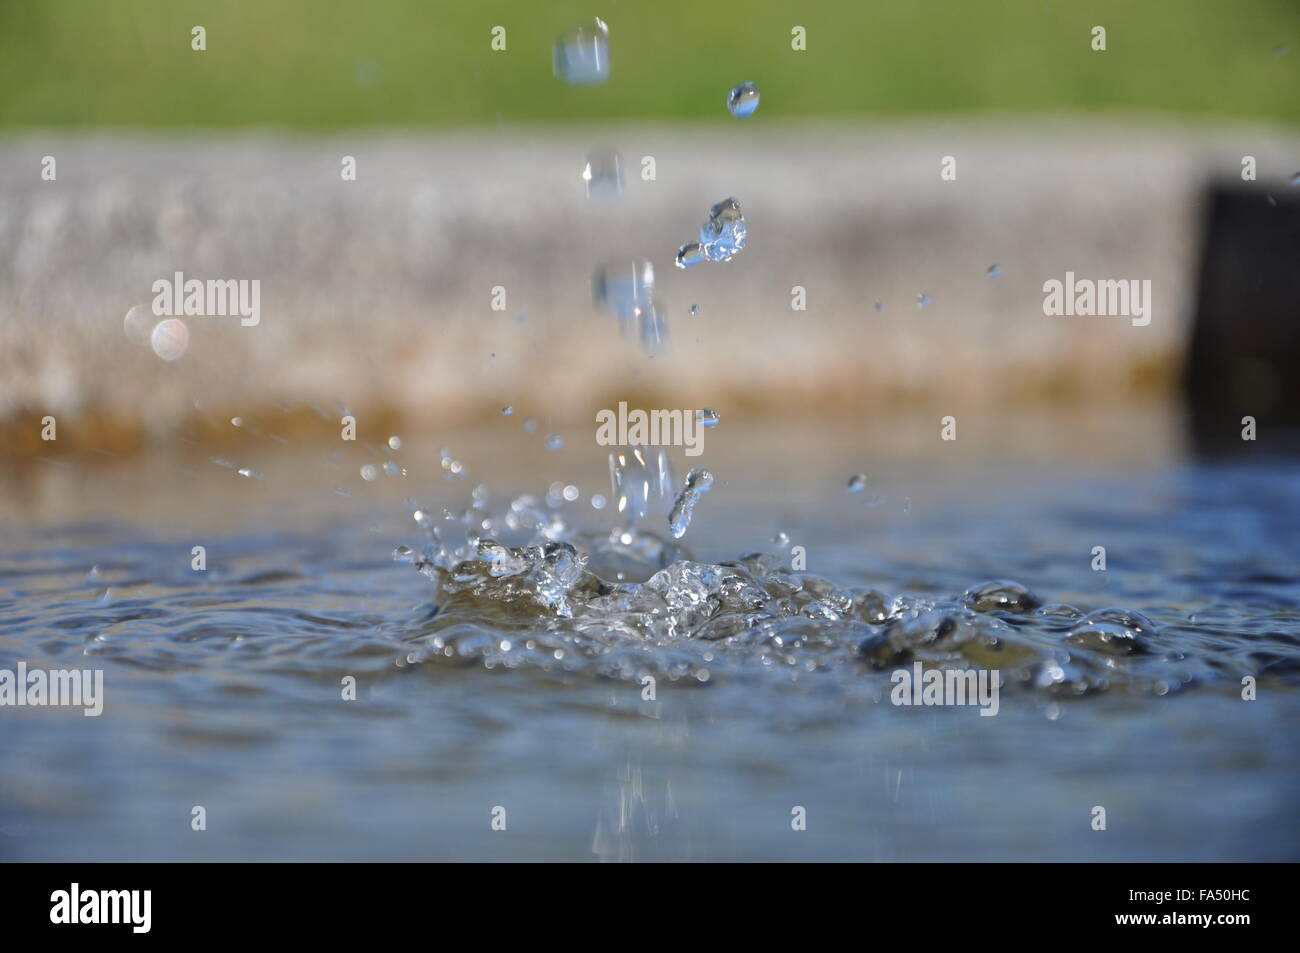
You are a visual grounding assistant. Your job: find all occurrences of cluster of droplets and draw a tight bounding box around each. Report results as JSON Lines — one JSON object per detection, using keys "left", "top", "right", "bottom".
{"left": 676, "top": 198, "right": 747, "bottom": 269}
{"left": 392, "top": 494, "right": 1193, "bottom": 696}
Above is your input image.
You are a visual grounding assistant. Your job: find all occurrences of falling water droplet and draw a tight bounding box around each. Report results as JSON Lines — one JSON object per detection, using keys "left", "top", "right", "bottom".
{"left": 676, "top": 242, "right": 705, "bottom": 269}
{"left": 668, "top": 468, "right": 714, "bottom": 539}
{"left": 696, "top": 408, "right": 720, "bottom": 428}
{"left": 501, "top": 405, "right": 513, "bottom": 416}
{"left": 986, "top": 264, "right": 1002, "bottom": 277}
{"left": 582, "top": 147, "right": 624, "bottom": 203}
{"left": 874, "top": 299, "right": 884, "bottom": 313}
{"left": 360, "top": 464, "right": 379, "bottom": 481}
{"left": 689, "top": 304, "right": 700, "bottom": 316}
{"left": 847, "top": 473, "right": 867, "bottom": 494}
{"left": 546, "top": 433, "right": 565, "bottom": 451}
{"left": 726, "top": 81, "right": 760, "bottom": 118}
{"left": 553, "top": 18, "right": 610, "bottom": 85}
{"left": 773, "top": 531, "right": 790, "bottom": 547}
{"left": 123, "top": 305, "right": 154, "bottom": 346}
{"left": 523, "top": 418, "right": 538, "bottom": 434}
{"left": 916, "top": 293, "right": 931, "bottom": 309}
{"left": 699, "top": 197, "right": 747, "bottom": 262}
{"left": 151, "top": 318, "right": 189, "bottom": 361}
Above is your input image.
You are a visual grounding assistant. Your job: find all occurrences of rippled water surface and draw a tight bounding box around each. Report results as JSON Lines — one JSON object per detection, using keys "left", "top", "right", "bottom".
{"left": 2, "top": 429, "right": 1298, "bottom": 861}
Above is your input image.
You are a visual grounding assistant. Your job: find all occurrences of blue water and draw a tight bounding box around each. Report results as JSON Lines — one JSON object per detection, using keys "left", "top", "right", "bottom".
{"left": 1, "top": 444, "right": 1297, "bottom": 861}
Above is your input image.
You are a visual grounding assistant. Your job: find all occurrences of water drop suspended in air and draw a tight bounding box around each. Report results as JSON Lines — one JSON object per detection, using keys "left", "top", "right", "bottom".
{"left": 847, "top": 473, "right": 867, "bottom": 494}
{"left": 699, "top": 197, "right": 747, "bottom": 262}
{"left": 668, "top": 468, "right": 714, "bottom": 539}
{"left": 553, "top": 18, "right": 610, "bottom": 85}
{"left": 726, "top": 82, "right": 760, "bottom": 118}
{"left": 676, "top": 242, "right": 705, "bottom": 269}
{"left": 150, "top": 318, "right": 189, "bottom": 361}
{"left": 123, "top": 305, "right": 154, "bottom": 346}
{"left": 582, "top": 147, "right": 623, "bottom": 203}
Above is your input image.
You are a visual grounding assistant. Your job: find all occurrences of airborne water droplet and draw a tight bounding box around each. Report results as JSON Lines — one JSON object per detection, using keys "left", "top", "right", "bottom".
{"left": 916, "top": 293, "right": 932, "bottom": 309}
{"left": 676, "top": 242, "right": 705, "bottom": 269}
{"left": 696, "top": 408, "right": 720, "bottom": 428}
{"left": 699, "top": 197, "right": 747, "bottom": 262}
{"left": 726, "top": 81, "right": 760, "bottom": 118}
{"left": 553, "top": 18, "right": 610, "bottom": 85}
{"left": 668, "top": 468, "right": 714, "bottom": 539}
{"left": 582, "top": 147, "right": 623, "bottom": 203}
{"left": 847, "top": 473, "right": 867, "bottom": 493}
{"left": 151, "top": 318, "right": 189, "bottom": 361}
{"left": 987, "top": 264, "right": 1002, "bottom": 277}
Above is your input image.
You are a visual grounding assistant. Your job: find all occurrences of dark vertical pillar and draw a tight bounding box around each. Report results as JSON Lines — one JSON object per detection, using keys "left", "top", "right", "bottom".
{"left": 1185, "top": 183, "right": 1300, "bottom": 455}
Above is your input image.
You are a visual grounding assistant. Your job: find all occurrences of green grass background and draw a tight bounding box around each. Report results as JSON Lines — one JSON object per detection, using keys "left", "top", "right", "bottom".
{"left": 1, "top": 0, "right": 1296, "bottom": 128}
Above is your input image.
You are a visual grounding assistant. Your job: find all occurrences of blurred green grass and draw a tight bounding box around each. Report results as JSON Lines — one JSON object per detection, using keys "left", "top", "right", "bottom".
{"left": 1, "top": 0, "right": 1296, "bottom": 129}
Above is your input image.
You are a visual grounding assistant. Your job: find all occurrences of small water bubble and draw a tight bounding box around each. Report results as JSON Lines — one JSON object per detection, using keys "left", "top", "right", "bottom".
{"left": 689, "top": 304, "right": 700, "bottom": 316}
{"left": 439, "top": 449, "right": 465, "bottom": 478}
{"left": 360, "top": 464, "right": 379, "bottom": 481}
{"left": 847, "top": 473, "right": 867, "bottom": 494}
{"left": 392, "top": 545, "right": 415, "bottom": 564}
{"left": 563, "top": 485, "right": 580, "bottom": 502}
{"left": 501, "top": 405, "right": 513, "bottom": 416}
{"left": 591, "top": 493, "right": 607, "bottom": 510}
{"left": 231, "top": 416, "right": 245, "bottom": 428}
{"left": 676, "top": 242, "right": 705, "bottom": 269}
{"left": 726, "top": 81, "right": 760, "bottom": 118}
{"left": 123, "top": 304, "right": 154, "bottom": 346}
{"left": 553, "top": 18, "right": 610, "bottom": 85}
{"left": 546, "top": 434, "right": 565, "bottom": 451}
{"left": 772, "top": 531, "right": 790, "bottom": 547}
{"left": 150, "top": 318, "right": 189, "bottom": 361}
{"left": 696, "top": 408, "right": 720, "bottom": 428}
{"left": 668, "top": 468, "right": 714, "bottom": 539}
{"left": 916, "top": 293, "right": 932, "bottom": 309}
{"left": 986, "top": 264, "right": 1002, "bottom": 278}
{"left": 523, "top": 418, "right": 538, "bottom": 434}
{"left": 699, "top": 197, "right": 747, "bottom": 262}
{"left": 387, "top": 435, "right": 402, "bottom": 451}
{"left": 383, "top": 460, "right": 401, "bottom": 476}
{"left": 582, "top": 147, "right": 624, "bottom": 203}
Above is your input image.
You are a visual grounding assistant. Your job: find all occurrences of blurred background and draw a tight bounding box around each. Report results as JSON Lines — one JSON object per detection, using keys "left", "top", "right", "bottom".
{"left": 1, "top": 0, "right": 1297, "bottom": 467}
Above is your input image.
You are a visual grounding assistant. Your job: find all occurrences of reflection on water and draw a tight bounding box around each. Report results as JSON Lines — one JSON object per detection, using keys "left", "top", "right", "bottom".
{"left": 0, "top": 420, "right": 1297, "bottom": 861}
